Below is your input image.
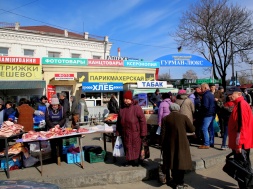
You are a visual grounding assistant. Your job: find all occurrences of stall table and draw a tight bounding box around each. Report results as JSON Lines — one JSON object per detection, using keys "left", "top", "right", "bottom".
{"left": 0, "top": 132, "right": 24, "bottom": 179}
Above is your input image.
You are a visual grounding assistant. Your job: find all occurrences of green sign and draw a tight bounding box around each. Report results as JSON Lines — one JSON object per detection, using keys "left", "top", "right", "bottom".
{"left": 42, "top": 57, "right": 88, "bottom": 66}
{"left": 196, "top": 79, "right": 221, "bottom": 84}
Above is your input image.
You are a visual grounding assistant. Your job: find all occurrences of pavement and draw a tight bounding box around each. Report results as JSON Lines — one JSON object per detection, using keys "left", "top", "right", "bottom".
{"left": 0, "top": 132, "right": 238, "bottom": 188}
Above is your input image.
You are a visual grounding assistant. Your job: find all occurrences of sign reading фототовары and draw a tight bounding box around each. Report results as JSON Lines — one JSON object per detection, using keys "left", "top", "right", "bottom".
{"left": 82, "top": 82, "right": 123, "bottom": 92}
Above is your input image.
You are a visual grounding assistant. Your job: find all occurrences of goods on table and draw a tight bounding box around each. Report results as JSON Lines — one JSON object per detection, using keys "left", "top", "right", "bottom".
{"left": 0, "top": 143, "right": 29, "bottom": 157}
{"left": 22, "top": 125, "right": 90, "bottom": 141}
{"left": 104, "top": 114, "right": 118, "bottom": 123}
{"left": 0, "top": 121, "right": 24, "bottom": 137}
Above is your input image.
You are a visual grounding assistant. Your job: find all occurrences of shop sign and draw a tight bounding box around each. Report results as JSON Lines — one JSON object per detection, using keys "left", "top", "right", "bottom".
{"left": 42, "top": 57, "right": 88, "bottom": 66}
{"left": 88, "top": 59, "right": 124, "bottom": 67}
{"left": 154, "top": 54, "right": 212, "bottom": 67}
{"left": 0, "top": 56, "right": 40, "bottom": 65}
{"left": 0, "top": 64, "right": 42, "bottom": 80}
{"left": 107, "top": 55, "right": 128, "bottom": 60}
{"left": 82, "top": 82, "right": 123, "bottom": 92}
{"left": 80, "top": 72, "right": 146, "bottom": 83}
{"left": 196, "top": 78, "right": 221, "bottom": 84}
{"left": 54, "top": 73, "right": 75, "bottom": 80}
{"left": 137, "top": 81, "right": 167, "bottom": 88}
{"left": 124, "top": 60, "right": 160, "bottom": 68}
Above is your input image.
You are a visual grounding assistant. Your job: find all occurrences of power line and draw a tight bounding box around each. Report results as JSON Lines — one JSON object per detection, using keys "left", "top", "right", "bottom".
{"left": 0, "top": 8, "right": 175, "bottom": 49}
{"left": 0, "top": 0, "right": 39, "bottom": 15}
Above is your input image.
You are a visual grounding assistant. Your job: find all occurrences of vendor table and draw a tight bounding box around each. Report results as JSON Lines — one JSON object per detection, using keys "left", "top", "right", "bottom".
{"left": 0, "top": 132, "right": 24, "bottom": 179}
{"left": 16, "top": 133, "right": 85, "bottom": 176}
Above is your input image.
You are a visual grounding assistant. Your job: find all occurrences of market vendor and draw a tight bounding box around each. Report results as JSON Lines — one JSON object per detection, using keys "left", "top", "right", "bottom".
{"left": 45, "top": 96, "right": 66, "bottom": 130}
{"left": 45, "top": 95, "right": 66, "bottom": 163}
{"left": 149, "top": 88, "right": 162, "bottom": 110}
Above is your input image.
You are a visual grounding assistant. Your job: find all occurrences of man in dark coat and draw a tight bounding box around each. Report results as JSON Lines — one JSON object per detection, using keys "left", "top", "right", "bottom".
{"left": 116, "top": 90, "right": 147, "bottom": 167}
{"left": 59, "top": 92, "right": 70, "bottom": 128}
{"left": 161, "top": 103, "right": 195, "bottom": 188}
{"left": 108, "top": 94, "right": 119, "bottom": 114}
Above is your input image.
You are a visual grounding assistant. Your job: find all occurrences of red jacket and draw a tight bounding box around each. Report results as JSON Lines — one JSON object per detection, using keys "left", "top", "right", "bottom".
{"left": 228, "top": 96, "right": 253, "bottom": 150}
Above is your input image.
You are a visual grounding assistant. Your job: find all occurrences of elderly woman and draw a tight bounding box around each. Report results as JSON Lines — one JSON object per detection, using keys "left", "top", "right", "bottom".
{"left": 161, "top": 103, "right": 195, "bottom": 188}
{"left": 116, "top": 90, "right": 147, "bottom": 167}
{"left": 175, "top": 89, "right": 195, "bottom": 123}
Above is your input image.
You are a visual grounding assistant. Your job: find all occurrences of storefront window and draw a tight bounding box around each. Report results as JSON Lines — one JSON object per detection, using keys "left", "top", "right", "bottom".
{"left": 48, "top": 51, "right": 60, "bottom": 57}
{"left": 24, "top": 49, "right": 34, "bottom": 57}
{"left": 71, "top": 53, "right": 80, "bottom": 58}
{"left": 0, "top": 47, "right": 8, "bottom": 56}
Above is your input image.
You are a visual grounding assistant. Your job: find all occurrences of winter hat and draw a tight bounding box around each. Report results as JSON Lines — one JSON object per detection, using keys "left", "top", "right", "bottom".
{"left": 178, "top": 89, "right": 186, "bottom": 95}
{"left": 123, "top": 90, "right": 133, "bottom": 100}
{"left": 51, "top": 95, "right": 60, "bottom": 104}
{"left": 155, "top": 88, "right": 160, "bottom": 92}
{"left": 169, "top": 103, "right": 180, "bottom": 112}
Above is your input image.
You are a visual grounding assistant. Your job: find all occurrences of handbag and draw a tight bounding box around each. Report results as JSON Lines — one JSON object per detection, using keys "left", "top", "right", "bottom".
{"left": 140, "top": 137, "right": 150, "bottom": 160}
{"left": 113, "top": 136, "right": 125, "bottom": 157}
{"left": 223, "top": 150, "right": 253, "bottom": 187}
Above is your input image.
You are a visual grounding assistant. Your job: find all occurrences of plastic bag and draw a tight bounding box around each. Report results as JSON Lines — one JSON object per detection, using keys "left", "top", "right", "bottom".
{"left": 23, "top": 156, "right": 39, "bottom": 167}
{"left": 113, "top": 136, "right": 125, "bottom": 157}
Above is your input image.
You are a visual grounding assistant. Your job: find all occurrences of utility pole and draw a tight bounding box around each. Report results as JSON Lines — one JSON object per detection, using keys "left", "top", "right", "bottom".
{"left": 231, "top": 42, "right": 235, "bottom": 86}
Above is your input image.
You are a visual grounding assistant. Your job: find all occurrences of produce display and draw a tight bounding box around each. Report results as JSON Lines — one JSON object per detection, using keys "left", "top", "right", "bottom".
{"left": 104, "top": 114, "right": 118, "bottom": 123}
{"left": 0, "top": 121, "right": 24, "bottom": 137}
{"left": 22, "top": 125, "right": 89, "bottom": 141}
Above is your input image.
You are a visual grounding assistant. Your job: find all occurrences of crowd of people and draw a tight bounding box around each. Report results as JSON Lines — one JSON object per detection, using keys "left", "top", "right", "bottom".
{"left": 147, "top": 84, "right": 253, "bottom": 189}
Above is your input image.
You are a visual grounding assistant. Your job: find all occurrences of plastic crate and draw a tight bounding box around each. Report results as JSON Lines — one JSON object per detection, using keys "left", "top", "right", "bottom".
{"left": 85, "top": 150, "right": 106, "bottom": 164}
{"left": 62, "top": 144, "right": 75, "bottom": 155}
{"left": 62, "top": 137, "right": 77, "bottom": 146}
{"left": 66, "top": 152, "right": 84, "bottom": 164}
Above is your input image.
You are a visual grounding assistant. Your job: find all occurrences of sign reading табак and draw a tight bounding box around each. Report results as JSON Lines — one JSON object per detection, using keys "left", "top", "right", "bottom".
{"left": 137, "top": 81, "right": 167, "bottom": 88}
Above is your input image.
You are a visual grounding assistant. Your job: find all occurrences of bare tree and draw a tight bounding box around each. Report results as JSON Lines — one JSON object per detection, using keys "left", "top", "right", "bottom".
{"left": 182, "top": 70, "right": 198, "bottom": 79}
{"left": 237, "top": 70, "right": 251, "bottom": 85}
{"left": 174, "top": 0, "right": 253, "bottom": 89}
{"left": 159, "top": 73, "right": 171, "bottom": 81}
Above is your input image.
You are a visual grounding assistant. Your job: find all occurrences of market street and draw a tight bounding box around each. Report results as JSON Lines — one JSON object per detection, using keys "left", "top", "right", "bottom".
{"left": 76, "top": 162, "right": 238, "bottom": 189}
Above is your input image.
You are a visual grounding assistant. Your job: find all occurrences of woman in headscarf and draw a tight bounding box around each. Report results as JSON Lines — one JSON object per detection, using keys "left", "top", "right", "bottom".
{"left": 116, "top": 90, "right": 147, "bottom": 167}
{"left": 161, "top": 103, "right": 195, "bottom": 188}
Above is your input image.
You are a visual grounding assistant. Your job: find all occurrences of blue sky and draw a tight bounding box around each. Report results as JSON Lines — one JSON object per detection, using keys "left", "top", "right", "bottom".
{"left": 1, "top": 0, "right": 253, "bottom": 79}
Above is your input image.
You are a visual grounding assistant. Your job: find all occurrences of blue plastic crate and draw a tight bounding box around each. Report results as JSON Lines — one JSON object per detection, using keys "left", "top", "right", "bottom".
{"left": 0, "top": 159, "right": 21, "bottom": 169}
{"left": 66, "top": 151, "right": 84, "bottom": 164}
{"left": 62, "top": 144, "right": 75, "bottom": 155}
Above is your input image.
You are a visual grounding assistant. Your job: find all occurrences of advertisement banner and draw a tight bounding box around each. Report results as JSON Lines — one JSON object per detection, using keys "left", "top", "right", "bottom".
{"left": 124, "top": 60, "right": 160, "bottom": 68}
{"left": 137, "top": 81, "right": 167, "bottom": 88}
{"left": 82, "top": 82, "right": 123, "bottom": 92}
{"left": 138, "top": 93, "right": 148, "bottom": 107}
{"left": 0, "top": 64, "right": 42, "bottom": 80}
{"left": 0, "top": 56, "right": 40, "bottom": 65}
{"left": 47, "top": 85, "right": 56, "bottom": 103}
{"left": 88, "top": 59, "right": 124, "bottom": 67}
{"left": 154, "top": 54, "right": 213, "bottom": 67}
{"left": 42, "top": 57, "right": 88, "bottom": 66}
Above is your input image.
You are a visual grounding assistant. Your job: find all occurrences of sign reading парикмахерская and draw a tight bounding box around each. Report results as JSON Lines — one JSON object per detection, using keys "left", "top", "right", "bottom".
{"left": 154, "top": 54, "right": 212, "bottom": 67}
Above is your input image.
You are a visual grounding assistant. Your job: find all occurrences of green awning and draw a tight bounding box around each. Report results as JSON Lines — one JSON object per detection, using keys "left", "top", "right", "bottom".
{"left": 0, "top": 80, "right": 46, "bottom": 89}
{"left": 132, "top": 88, "right": 179, "bottom": 96}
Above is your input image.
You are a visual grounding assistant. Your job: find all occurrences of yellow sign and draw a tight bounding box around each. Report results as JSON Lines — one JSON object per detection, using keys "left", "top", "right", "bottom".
{"left": 89, "top": 73, "right": 146, "bottom": 83}
{"left": 0, "top": 64, "right": 42, "bottom": 80}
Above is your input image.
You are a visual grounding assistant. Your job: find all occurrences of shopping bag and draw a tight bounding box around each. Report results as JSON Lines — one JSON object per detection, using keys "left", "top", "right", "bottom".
{"left": 140, "top": 137, "right": 150, "bottom": 160}
{"left": 223, "top": 150, "right": 253, "bottom": 187}
{"left": 113, "top": 136, "right": 125, "bottom": 157}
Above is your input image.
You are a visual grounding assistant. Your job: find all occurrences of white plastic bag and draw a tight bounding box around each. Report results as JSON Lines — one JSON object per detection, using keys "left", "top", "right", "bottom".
{"left": 113, "top": 136, "right": 125, "bottom": 157}
{"left": 156, "top": 126, "right": 161, "bottom": 135}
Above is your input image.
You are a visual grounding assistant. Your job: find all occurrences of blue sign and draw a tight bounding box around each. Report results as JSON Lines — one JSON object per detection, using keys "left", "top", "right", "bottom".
{"left": 124, "top": 60, "right": 160, "bottom": 68}
{"left": 82, "top": 82, "right": 123, "bottom": 92}
{"left": 154, "top": 54, "right": 212, "bottom": 67}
